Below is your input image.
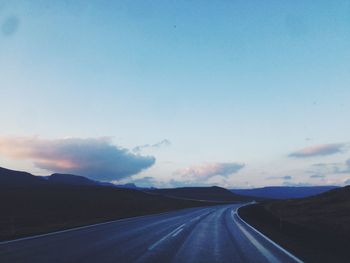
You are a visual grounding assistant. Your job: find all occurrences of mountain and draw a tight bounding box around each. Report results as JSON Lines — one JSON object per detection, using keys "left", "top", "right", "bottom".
{"left": 114, "top": 183, "right": 139, "bottom": 189}
{"left": 230, "top": 186, "right": 338, "bottom": 199}
{"left": 0, "top": 167, "right": 103, "bottom": 188}
{"left": 0, "top": 167, "right": 47, "bottom": 187}
{"left": 48, "top": 173, "right": 98, "bottom": 186}
{"left": 114, "top": 183, "right": 156, "bottom": 190}
{"left": 148, "top": 186, "right": 251, "bottom": 202}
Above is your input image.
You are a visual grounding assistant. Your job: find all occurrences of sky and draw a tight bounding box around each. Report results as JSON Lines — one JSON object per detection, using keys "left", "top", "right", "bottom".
{"left": 0, "top": 0, "right": 350, "bottom": 188}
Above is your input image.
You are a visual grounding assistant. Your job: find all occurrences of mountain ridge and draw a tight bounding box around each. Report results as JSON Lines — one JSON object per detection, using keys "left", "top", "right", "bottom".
{"left": 231, "top": 186, "right": 338, "bottom": 199}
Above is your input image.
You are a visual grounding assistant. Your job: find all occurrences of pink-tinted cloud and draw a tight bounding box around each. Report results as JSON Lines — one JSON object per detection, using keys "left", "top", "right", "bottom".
{"left": 289, "top": 143, "right": 347, "bottom": 158}
{"left": 175, "top": 162, "right": 245, "bottom": 181}
{"left": 0, "top": 136, "right": 155, "bottom": 181}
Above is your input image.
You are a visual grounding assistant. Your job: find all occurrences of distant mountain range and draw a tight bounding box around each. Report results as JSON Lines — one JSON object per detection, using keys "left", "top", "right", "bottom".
{"left": 148, "top": 186, "right": 251, "bottom": 202}
{"left": 0, "top": 166, "right": 249, "bottom": 202}
{"left": 230, "top": 186, "right": 339, "bottom": 199}
{"left": 114, "top": 182, "right": 156, "bottom": 190}
{"left": 0, "top": 166, "right": 339, "bottom": 200}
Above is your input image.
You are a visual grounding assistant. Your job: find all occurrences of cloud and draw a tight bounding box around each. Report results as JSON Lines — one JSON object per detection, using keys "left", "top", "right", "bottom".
{"left": 133, "top": 139, "right": 171, "bottom": 153}
{"left": 123, "top": 176, "right": 157, "bottom": 188}
{"left": 289, "top": 143, "right": 347, "bottom": 158}
{"left": 344, "top": 179, "right": 350, "bottom": 185}
{"left": 175, "top": 162, "right": 245, "bottom": 181}
{"left": 0, "top": 136, "right": 155, "bottom": 181}
{"left": 340, "top": 159, "right": 350, "bottom": 174}
{"left": 132, "top": 176, "right": 157, "bottom": 186}
{"left": 316, "top": 160, "right": 350, "bottom": 174}
{"left": 310, "top": 174, "right": 326, "bottom": 179}
{"left": 312, "top": 162, "right": 340, "bottom": 167}
{"left": 267, "top": 175, "right": 292, "bottom": 180}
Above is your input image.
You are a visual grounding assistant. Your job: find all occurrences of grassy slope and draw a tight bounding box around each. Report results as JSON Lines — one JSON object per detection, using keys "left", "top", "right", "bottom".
{"left": 239, "top": 186, "right": 350, "bottom": 263}
{"left": 266, "top": 186, "right": 350, "bottom": 236}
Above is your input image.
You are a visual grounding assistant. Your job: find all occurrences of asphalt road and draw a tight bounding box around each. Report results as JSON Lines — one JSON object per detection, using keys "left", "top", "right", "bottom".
{"left": 0, "top": 204, "right": 302, "bottom": 263}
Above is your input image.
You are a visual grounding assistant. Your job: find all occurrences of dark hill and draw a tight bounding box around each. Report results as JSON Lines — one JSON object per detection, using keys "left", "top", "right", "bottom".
{"left": 231, "top": 186, "right": 338, "bottom": 199}
{"left": 114, "top": 183, "right": 139, "bottom": 189}
{"left": 148, "top": 186, "right": 251, "bottom": 202}
{"left": 0, "top": 167, "right": 47, "bottom": 187}
{"left": 48, "top": 173, "right": 98, "bottom": 186}
{"left": 266, "top": 185, "right": 350, "bottom": 235}
{"left": 0, "top": 167, "right": 100, "bottom": 188}
{"left": 239, "top": 186, "right": 350, "bottom": 262}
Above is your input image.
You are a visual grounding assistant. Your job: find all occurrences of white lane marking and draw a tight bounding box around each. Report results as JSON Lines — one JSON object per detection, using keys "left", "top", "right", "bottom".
{"left": 172, "top": 228, "right": 184, "bottom": 237}
{"left": 148, "top": 224, "right": 186, "bottom": 251}
{"left": 234, "top": 205, "right": 304, "bottom": 263}
{"left": 232, "top": 211, "right": 280, "bottom": 263}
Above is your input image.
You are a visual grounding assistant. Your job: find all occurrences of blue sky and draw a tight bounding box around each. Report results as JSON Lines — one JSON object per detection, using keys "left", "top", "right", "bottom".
{"left": 1, "top": 1, "right": 350, "bottom": 187}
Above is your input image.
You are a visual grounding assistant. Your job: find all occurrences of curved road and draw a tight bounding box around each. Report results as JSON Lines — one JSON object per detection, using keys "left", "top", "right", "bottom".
{"left": 0, "top": 204, "right": 302, "bottom": 263}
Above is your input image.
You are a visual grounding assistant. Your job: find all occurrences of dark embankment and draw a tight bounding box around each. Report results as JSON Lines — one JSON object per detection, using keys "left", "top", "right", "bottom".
{"left": 148, "top": 186, "right": 251, "bottom": 202}
{"left": 239, "top": 186, "right": 350, "bottom": 263}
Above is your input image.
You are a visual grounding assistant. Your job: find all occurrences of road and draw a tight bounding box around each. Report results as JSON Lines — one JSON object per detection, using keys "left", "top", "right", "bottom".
{"left": 0, "top": 204, "right": 302, "bottom": 263}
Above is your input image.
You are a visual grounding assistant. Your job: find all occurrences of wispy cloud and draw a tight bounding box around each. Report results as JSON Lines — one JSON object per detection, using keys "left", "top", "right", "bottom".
{"left": 289, "top": 143, "right": 347, "bottom": 158}
{"left": 311, "top": 159, "right": 350, "bottom": 175}
{"left": 310, "top": 174, "right": 326, "bottom": 179}
{"left": 0, "top": 136, "right": 155, "bottom": 181}
{"left": 175, "top": 162, "right": 245, "bottom": 181}
{"left": 267, "top": 175, "right": 292, "bottom": 180}
{"left": 340, "top": 159, "right": 350, "bottom": 174}
{"left": 133, "top": 139, "right": 171, "bottom": 153}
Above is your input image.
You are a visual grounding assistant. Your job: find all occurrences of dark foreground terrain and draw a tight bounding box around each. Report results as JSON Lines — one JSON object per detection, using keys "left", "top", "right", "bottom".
{"left": 239, "top": 186, "right": 350, "bottom": 263}
{"left": 0, "top": 167, "right": 246, "bottom": 241}
{"left": 0, "top": 185, "right": 245, "bottom": 242}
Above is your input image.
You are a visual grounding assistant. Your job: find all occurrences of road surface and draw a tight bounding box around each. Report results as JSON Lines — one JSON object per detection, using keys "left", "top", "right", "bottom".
{"left": 0, "top": 204, "right": 302, "bottom": 263}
